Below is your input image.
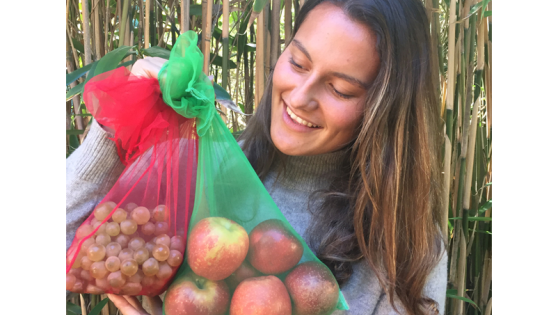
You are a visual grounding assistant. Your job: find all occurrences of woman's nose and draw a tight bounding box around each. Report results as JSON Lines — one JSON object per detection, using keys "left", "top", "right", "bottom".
{"left": 288, "top": 74, "right": 320, "bottom": 111}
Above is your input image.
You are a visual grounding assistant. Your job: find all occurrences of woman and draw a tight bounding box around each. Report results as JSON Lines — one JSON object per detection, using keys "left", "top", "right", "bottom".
{"left": 66, "top": 0, "right": 448, "bottom": 314}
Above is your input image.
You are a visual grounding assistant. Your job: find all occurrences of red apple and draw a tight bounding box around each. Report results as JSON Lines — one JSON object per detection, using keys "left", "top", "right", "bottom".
{"left": 248, "top": 219, "right": 303, "bottom": 274}
{"left": 230, "top": 275, "right": 292, "bottom": 315}
{"left": 187, "top": 217, "right": 249, "bottom": 280}
{"left": 225, "top": 261, "right": 262, "bottom": 290}
{"left": 284, "top": 261, "right": 339, "bottom": 315}
{"left": 164, "top": 270, "right": 230, "bottom": 315}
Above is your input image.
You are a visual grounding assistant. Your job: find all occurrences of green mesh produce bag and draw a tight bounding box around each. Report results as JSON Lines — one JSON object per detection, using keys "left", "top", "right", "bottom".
{"left": 160, "top": 31, "right": 349, "bottom": 315}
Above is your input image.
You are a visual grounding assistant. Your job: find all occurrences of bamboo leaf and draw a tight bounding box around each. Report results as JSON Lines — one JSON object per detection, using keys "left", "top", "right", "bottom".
{"left": 213, "top": 82, "right": 232, "bottom": 100}
{"left": 142, "top": 46, "right": 171, "bottom": 59}
{"left": 446, "top": 289, "right": 457, "bottom": 295}
{"left": 66, "top": 62, "right": 96, "bottom": 86}
{"left": 66, "top": 301, "right": 82, "bottom": 315}
{"left": 469, "top": 228, "right": 492, "bottom": 235}
{"left": 87, "top": 297, "right": 109, "bottom": 315}
{"left": 478, "top": 200, "right": 492, "bottom": 214}
{"left": 71, "top": 38, "right": 85, "bottom": 54}
{"left": 449, "top": 217, "right": 492, "bottom": 222}
{"left": 66, "top": 82, "right": 85, "bottom": 101}
{"left": 447, "top": 293, "right": 479, "bottom": 309}
{"left": 67, "top": 130, "right": 85, "bottom": 135}
{"left": 94, "top": 46, "right": 134, "bottom": 76}
{"left": 210, "top": 53, "right": 237, "bottom": 69}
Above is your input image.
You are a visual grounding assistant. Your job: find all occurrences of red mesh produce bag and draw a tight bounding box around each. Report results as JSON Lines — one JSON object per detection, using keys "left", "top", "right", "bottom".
{"left": 65, "top": 66, "right": 199, "bottom": 296}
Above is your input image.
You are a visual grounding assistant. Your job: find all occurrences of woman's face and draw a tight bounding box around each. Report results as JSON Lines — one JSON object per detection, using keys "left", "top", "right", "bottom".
{"left": 270, "top": 2, "right": 380, "bottom": 156}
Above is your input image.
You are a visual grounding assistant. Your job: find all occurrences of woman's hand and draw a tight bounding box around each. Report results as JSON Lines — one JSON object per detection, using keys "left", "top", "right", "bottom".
{"left": 106, "top": 294, "right": 163, "bottom": 315}
{"left": 131, "top": 57, "right": 167, "bottom": 79}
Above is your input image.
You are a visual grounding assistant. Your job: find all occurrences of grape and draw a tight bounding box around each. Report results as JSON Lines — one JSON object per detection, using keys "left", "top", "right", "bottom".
{"left": 121, "top": 283, "right": 142, "bottom": 295}
{"left": 128, "top": 237, "right": 146, "bottom": 251}
{"left": 105, "top": 222, "right": 121, "bottom": 236}
{"left": 125, "top": 202, "right": 138, "bottom": 212}
{"left": 144, "top": 242, "right": 155, "bottom": 256}
{"left": 105, "top": 256, "right": 121, "bottom": 272}
{"left": 152, "top": 244, "right": 170, "bottom": 261}
{"left": 121, "top": 219, "right": 138, "bottom": 235}
{"left": 118, "top": 248, "right": 134, "bottom": 261}
{"left": 167, "top": 250, "right": 184, "bottom": 267}
{"left": 169, "top": 236, "right": 185, "bottom": 253}
{"left": 108, "top": 271, "right": 127, "bottom": 288}
{"left": 70, "top": 253, "right": 83, "bottom": 269}
{"left": 87, "top": 244, "right": 106, "bottom": 262}
{"left": 115, "top": 234, "right": 130, "bottom": 248}
{"left": 96, "top": 277, "right": 111, "bottom": 291}
{"left": 105, "top": 242, "right": 122, "bottom": 257}
{"left": 111, "top": 208, "right": 128, "bottom": 223}
{"left": 79, "top": 238, "right": 96, "bottom": 255}
{"left": 81, "top": 256, "right": 93, "bottom": 271}
{"left": 154, "top": 222, "right": 169, "bottom": 236}
{"left": 86, "top": 284, "right": 104, "bottom": 295}
{"left": 94, "top": 201, "right": 116, "bottom": 221}
{"left": 76, "top": 224, "right": 94, "bottom": 239}
{"left": 80, "top": 269, "right": 94, "bottom": 281}
{"left": 128, "top": 269, "right": 144, "bottom": 283}
{"left": 72, "top": 279, "right": 85, "bottom": 293}
{"left": 133, "top": 248, "right": 150, "bottom": 265}
{"left": 141, "top": 222, "right": 155, "bottom": 236}
{"left": 68, "top": 268, "right": 81, "bottom": 278}
{"left": 141, "top": 275, "right": 155, "bottom": 287}
{"left": 90, "top": 261, "right": 109, "bottom": 279}
{"left": 96, "top": 233, "right": 112, "bottom": 247}
{"left": 156, "top": 262, "right": 173, "bottom": 280}
{"left": 152, "top": 205, "right": 169, "bottom": 222}
{"left": 93, "top": 221, "right": 107, "bottom": 235}
{"left": 154, "top": 234, "right": 171, "bottom": 247}
{"left": 142, "top": 258, "right": 160, "bottom": 277}
{"left": 131, "top": 207, "right": 151, "bottom": 225}
{"left": 66, "top": 274, "right": 76, "bottom": 290}
{"left": 121, "top": 259, "right": 139, "bottom": 276}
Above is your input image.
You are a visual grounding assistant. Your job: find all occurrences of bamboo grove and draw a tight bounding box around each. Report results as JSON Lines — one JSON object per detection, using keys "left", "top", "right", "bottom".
{"left": 65, "top": 0, "right": 492, "bottom": 314}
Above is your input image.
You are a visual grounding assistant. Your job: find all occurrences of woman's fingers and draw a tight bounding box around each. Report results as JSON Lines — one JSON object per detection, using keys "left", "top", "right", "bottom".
{"left": 123, "top": 295, "right": 145, "bottom": 311}
{"left": 130, "top": 57, "right": 167, "bottom": 79}
{"left": 106, "top": 294, "right": 148, "bottom": 315}
{"left": 146, "top": 295, "right": 164, "bottom": 315}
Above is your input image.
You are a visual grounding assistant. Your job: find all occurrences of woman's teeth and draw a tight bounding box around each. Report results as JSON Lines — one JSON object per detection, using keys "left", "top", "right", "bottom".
{"left": 286, "top": 106, "right": 320, "bottom": 128}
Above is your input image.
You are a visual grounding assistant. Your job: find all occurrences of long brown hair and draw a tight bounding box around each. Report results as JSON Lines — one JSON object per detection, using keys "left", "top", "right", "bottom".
{"left": 239, "top": 0, "right": 445, "bottom": 314}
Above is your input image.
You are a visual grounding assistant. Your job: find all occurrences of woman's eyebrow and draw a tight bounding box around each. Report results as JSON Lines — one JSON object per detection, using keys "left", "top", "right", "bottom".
{"left": 292, "top": 39, "right": 312, "bottom": 62}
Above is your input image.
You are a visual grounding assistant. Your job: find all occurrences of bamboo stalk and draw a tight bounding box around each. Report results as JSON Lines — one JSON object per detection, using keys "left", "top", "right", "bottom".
{"left": 145, "top": 0, "right": 151, "bottom": 48}
{"left": 255, "top": 14, "right": 265, "bottom": 108}
{"left": 442, "top": 134, "right": 451, "bottom": 240}
{"left": 100, "top": 294, "right": 109, "bottom": 315}
{"left": 66, "top": 33, "right": 85, "bottom": 132}
{"left": 82, "top": 0, "right": 93, "bottom": 65}
{"left": 201, "top": 0, "right": 213, "bottom": 74}
{"left": 79, "top": 294, "right": 87, "bottom": 315}
{"left": 94, "top": 0, "right": 103, "bottom": 59}
{"left": 453, "top": 229, "right": 467, "bottom": 315}
{"left": 299, "top": 0, "right": 305, "bottom": 8}
{"left": 284, "top": 0, "right": 292, "bottom": 43}
{"left": 264, "top": 3, "right": 270, "bottom": 79}
{"left": 138, "top": 0, "right": 144, "bottom": 47}
{"left": 270, "top": 0, "right": 281, "bottom": 66}
{"left": 67, "top": 0, "right": 80, "bottom": 69}
{"left": 222, "top": 0, "right": 230, "bottom": 88}
{"left": 445, "top": 0, "right": 457, "bottom": 141}
{"left": 182, "top": 0, "right": 190, "bottom": 32}
{"left": 119, "top": 0, "right": 130, "bottom": 47}
{"left": 105, "top": 0, "right": 110, "bottom": 53}
{"left": 485, "top": 297, "right": 492, "bottom": 315}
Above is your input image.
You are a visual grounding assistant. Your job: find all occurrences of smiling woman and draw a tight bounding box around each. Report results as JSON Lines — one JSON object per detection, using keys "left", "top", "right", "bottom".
{"left": 240, "top": 0, "right": 447, "bottom": 314}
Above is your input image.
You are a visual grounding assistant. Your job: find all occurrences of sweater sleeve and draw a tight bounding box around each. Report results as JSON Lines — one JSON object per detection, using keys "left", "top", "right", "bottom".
{"left": 66, "top": 120, "right": 125, "bottom": 251}
{"left": 372, "top": 249, "right": 448, "bottom": 315}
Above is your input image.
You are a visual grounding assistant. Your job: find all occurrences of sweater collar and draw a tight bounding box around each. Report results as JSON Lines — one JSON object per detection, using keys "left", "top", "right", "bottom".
{"left": 268, "top": 149, "right": 347, "bottom": 192}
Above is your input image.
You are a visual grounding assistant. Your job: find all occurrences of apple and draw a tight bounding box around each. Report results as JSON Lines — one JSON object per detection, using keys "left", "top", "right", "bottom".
{"left": 164, "top": 270, "right": 230, "bottom": 315}
{"left": 284, "top": 261, "right": 339, "bottom": 315}
{"left": 187, "top": 217, "right": 249, "bottom": 281}
{"left": 230, "top": 275, "right": 292, "bottom": 315}
{"left": 225, "top": 260, "right": 262, "bottom": 290}
{"left": 248, "top": 219, "right": 303, "bottom": 274}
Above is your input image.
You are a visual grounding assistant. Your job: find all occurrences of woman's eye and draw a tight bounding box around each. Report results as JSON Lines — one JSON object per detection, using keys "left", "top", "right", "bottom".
{"left": 331, "top": 85, "right": 352, "bottom": 99}
{"left": 289, "top": 57, "right": 303, "bottom": 69}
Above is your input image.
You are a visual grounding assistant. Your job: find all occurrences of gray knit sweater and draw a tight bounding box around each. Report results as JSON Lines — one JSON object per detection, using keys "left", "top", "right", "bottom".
{"left": 66, "top": 120, "right": 448, "bottom": 315}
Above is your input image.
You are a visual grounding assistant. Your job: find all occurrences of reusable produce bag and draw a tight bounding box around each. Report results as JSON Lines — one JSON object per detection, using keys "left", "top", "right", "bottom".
{"left": 159, "top": 32, "right": 349, "bottom": 315}
{"left": 65, "top": 31, "right": 212, "bottom": 295}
